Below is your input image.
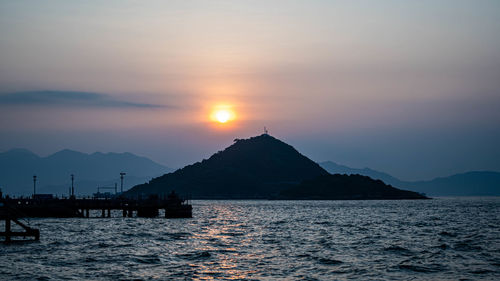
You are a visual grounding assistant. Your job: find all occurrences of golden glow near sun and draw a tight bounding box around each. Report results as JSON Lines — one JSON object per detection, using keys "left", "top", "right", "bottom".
{"left": 215, "top": 110, "right": 231, "bottom": 123}
{"left": 210, "top": 105, "right": 236, "bottom": 124}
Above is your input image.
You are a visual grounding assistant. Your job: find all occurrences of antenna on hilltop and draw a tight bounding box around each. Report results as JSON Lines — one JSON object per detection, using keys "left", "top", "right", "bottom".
{"left": 264, "top": 127, "right": 269, "bottom": 135}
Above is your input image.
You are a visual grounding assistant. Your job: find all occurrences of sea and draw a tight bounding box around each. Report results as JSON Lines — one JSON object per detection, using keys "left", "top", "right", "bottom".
{"left": 1, "top": 197, "right": 499, "bottom": 280}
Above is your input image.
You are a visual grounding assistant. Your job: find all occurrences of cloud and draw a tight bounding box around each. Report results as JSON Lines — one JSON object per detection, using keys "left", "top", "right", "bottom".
{"left": 0, "top": 90, "right": 168, "bottom": 108}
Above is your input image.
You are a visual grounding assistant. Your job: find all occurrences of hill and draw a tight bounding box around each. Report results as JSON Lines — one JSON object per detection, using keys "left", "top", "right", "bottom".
{"left": 278, "top": 174, "right": 427, "bottom": 200}
{"left": 320, "top": 161, "right": 500, "bottom": 196}
{"left": 0, "top": 149, "right": 172, "bottom": 196}
{"left": 320, "top": 161, "right": 403, "bottom": 187}
{"left": 400, "top": 171, "right": 500, "bottom": 196}
{"left": 126, "top": 134, "right": 426, "bottom": 200}
{"left": 126, "top": 134, "right": 329, "bottom": 198}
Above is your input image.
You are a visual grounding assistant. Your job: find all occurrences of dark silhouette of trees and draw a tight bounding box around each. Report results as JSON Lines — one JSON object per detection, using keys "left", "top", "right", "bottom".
{"left": 278, "top": 174, "right": 427, "bottom": 200}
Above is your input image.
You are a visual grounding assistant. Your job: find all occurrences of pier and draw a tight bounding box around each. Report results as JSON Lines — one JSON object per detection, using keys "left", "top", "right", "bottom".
{"left": 0, "top": 192, "right": 192, "bottom": 219}
{"left": 1, "top": 191, "right": 192, "bottom": 242}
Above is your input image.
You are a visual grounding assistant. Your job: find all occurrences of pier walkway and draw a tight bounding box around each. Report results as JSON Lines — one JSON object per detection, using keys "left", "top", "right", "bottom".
{"left": 0, "top": 193, "right": 192, "bottom": 219}
{"left": 0, "top": 192, "right": 192, "bottom": 242}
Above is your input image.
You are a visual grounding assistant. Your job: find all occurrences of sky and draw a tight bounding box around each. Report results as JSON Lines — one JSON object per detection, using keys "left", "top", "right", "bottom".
{"left": 0, "top": 0, "right": 499, "bottom": 181}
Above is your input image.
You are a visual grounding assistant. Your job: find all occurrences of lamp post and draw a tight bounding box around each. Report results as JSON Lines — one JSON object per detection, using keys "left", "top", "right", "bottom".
{"left": 120, "top": 172, "right": 126, "bottom": 193}
{"left": 33, "top": 175, "right": 37, "bottom": 197}
{"left": 71, "top": 174, "right": 74, "bottom": 197}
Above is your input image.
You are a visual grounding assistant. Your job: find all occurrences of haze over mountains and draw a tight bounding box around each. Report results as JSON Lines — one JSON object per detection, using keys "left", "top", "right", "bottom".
{"left": 0, "top": 149, "right": 172, "bottom": 196}
{"left": 320, "top": 161, "right": 500, "bottom": 196}
{"left": 1, "top": 141, "right": 498, "bottom": 197}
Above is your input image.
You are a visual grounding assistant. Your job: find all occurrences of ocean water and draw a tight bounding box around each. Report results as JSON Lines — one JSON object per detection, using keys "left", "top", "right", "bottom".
{"left": 1, "top": 198, "right": 499, "bottom": 280}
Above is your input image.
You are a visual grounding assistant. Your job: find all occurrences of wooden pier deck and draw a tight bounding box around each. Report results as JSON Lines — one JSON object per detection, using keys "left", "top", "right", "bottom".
{"left": 0, "top": 194, "right": 192, "bottom": 219}
{"left": 1, "top": 192, "right": 192, "bottom": 242}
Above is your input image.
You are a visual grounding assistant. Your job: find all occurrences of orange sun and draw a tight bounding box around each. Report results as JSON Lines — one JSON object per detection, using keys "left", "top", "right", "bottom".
{"left": 210, "top": 105, "right": 236, "bottom": 124}
{"left": 215, "top": 110, "right": 231, "bottom": 123}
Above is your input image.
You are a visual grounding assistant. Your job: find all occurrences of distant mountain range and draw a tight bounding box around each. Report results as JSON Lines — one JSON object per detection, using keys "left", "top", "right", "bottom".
{"left": 320, "top": 161, "right": 500, "bottom": 196}
{"left": 320, "top": 161, "right": 401, "bottom": 186}
{"left": 1, "top": 145, "right": 497, "bottom": 198}
{"left": 126, "top": 134, "right": 424, "bottom": 200}
{"left": 0, "top": 148, "right": 172, "bottom": 196}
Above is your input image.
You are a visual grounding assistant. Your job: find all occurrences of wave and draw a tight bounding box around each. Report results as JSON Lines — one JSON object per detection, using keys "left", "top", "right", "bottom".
{"left": 398, "top": 263, "right": 445, "bottom": 273}
{"left": 383, "top": 245, "right": 414, "bottom": 256}
{"left": 177, "top": 251, "right": 211, "bottom": 261}
{"left": 315, "top": 257, "right": 343, "bottom": 265}
{"left": 133, "top": 254, "right": 161, "bottom": 264}
{"left": 438, "top": 231, "right": 457, "bottom": 237}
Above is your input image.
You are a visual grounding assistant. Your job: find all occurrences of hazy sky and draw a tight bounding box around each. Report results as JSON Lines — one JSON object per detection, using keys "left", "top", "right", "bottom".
{"left": 1, "top": 0, "right": 499, "bottom": 180}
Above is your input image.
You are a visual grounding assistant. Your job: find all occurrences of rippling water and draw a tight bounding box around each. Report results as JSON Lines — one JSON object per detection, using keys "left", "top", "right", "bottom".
{"left": 1, "top": 198, "right": 499, "bottom": 280}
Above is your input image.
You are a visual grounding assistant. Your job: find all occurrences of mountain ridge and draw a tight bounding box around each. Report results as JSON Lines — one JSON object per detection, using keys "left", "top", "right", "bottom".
{"left": 320, "top": 161, "right": 402, "bottom": 186}
{"left": 0, "top": 148, "right": 172, "bottom": 195}
{"left": 319, "top": 161, "right": 500, "bottom": 196}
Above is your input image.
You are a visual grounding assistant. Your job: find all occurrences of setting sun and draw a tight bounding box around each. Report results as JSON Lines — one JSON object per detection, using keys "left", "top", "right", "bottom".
{"left": 210, "top": 105, "right": 236, "bottom": 124}
{"left": 215, "top": 110, "right": 231, "bottom": 123}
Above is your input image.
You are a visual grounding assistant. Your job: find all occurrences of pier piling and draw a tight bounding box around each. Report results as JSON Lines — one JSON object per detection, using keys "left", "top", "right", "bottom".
{"left": 1, "top": 203, "right": 40, "bottom": 243}
{"left": 5, "top": 216, "right": 11, "bottom": 243}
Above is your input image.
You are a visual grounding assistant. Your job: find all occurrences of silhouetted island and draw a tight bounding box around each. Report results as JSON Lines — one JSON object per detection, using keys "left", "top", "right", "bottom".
{"left": 126, "top": 134, "right": 328, "bottom": 198}
{"left": 125, "top": 134, "right": 427, "bottom": 200}
{"left": 277, "top": 174, "right": 427, "bottom": 200}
